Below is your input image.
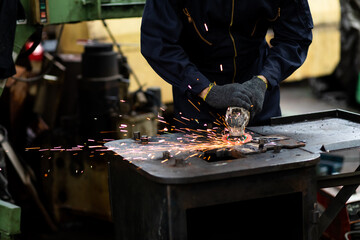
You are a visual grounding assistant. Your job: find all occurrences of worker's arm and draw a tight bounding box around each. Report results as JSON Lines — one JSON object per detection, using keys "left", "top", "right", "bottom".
{"left": 141, "top": 0, "right": 255, "bottom": 111}
{"left": 259, "top": 0, "right": 313, "bottom": 88}
{"left": 141, "top": 0, "right": 210, "bottom": 96}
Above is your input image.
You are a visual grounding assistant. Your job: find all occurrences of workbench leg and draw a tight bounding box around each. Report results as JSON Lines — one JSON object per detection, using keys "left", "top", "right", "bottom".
{"left": 303, "top": 168, "right": 319, "bottom": 240}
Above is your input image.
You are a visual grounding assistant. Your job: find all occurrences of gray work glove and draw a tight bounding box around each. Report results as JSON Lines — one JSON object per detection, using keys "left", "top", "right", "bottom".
{"left": 241, "top": 76, "right": 267, "bottom": 116}
{"left": 204, "top": 83, "right": 252, "bottom": 110}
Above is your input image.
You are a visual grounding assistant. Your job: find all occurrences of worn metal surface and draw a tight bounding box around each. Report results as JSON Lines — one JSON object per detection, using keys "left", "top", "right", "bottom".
{"left": 250, "top": 110, "right": 360, "bottom": 188}
{"left": 105, "top": 133, "right": 318, "bottom": 184}
{"left": 249, "top": 111, "right": 360, "bottom": 154}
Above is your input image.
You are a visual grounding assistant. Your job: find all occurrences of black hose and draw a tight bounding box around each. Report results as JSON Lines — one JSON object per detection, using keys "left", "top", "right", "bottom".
{"left": 13, "top": 24, "right": 65, "bottom": 83}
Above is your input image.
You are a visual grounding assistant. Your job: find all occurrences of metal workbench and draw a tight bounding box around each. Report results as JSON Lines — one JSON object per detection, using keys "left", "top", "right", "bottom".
{"left": 106, "top": 109, "right": 360, "bottom": 240}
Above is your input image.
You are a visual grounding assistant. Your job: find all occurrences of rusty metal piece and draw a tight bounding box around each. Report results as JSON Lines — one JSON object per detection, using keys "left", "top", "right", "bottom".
{"left": 277, "top": 139, "right": 306, "bottom": 149}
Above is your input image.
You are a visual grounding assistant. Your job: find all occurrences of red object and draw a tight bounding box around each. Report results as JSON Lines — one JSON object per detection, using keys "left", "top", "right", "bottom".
{"left": 317, "top": 189, "right": 352, "bottom": 240}
{"left": 25, "top": 41, "right": 44, "bottom": 61}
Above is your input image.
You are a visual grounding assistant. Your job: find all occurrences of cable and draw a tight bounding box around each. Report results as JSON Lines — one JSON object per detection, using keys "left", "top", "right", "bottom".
{"left": 345, "top": 230, "right": 360, "bottom": 240}
{"left": 12, "top": 24, "right": 65, "bottom": 83}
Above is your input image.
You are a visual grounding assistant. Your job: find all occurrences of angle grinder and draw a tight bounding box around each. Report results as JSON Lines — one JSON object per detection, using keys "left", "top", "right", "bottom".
{"left": 225, "top": 107, "right": 250, "bottom": 138}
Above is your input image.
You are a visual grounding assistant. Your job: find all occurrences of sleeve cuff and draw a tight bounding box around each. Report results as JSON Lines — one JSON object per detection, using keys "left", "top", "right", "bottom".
{"left": 259, "top": 70, "right": 278, "bottom": 90}
{"left": 184, "top": 70, "right": 211, "bottom": 95}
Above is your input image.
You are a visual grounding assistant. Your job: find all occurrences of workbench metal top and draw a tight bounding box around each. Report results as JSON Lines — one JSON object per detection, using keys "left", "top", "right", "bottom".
{"left": 106, "top": 137, "right": 317, "bottom": 184}
{"left": 249, "top": 117, "right": 360, "bottom": 154}
{"left": 105, "top": 110, "right": 360, "bottom": 184}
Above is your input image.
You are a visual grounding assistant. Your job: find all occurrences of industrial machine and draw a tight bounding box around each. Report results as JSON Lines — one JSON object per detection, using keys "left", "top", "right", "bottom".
{"left": 1, "top": 0, "right": 146, "bottom": 96}
{"left": 0, "top": 0, "right": 149, "bottom": 237}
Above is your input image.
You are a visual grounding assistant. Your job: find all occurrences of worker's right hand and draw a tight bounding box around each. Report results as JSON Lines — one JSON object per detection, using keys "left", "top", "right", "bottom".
{"left": 204, "top": 83, "right": 252, "bottom": 110}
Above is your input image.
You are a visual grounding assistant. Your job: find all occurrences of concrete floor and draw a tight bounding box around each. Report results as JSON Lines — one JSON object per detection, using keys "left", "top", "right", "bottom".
{"left": 280, "top": 79, "right": 360, "bottom": 116}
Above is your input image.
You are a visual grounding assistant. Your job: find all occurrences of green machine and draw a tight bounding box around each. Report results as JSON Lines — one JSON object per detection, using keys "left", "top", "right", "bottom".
{"left": 0, "top": 200, "right": 20, "bottom": 240}
{"left": 0, "top": 0, "right": 145, "bottom": 96}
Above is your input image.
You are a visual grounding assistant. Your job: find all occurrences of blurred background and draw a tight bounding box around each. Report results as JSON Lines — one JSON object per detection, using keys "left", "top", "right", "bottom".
{"left": 1, "top": 0, "right": 360, "bottom": 239}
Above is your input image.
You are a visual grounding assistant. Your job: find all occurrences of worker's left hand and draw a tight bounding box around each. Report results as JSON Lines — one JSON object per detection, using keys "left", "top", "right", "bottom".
{"left": 242, "top": 76, "right": 267, "bottom": 116}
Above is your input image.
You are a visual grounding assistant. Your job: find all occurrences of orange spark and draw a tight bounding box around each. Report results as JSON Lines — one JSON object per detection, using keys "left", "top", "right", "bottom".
{"left": 173, "top": 118, "right": 187, "bottom": 126}
{"left": 188, "top": 99, "right": 201, "bottom": 112}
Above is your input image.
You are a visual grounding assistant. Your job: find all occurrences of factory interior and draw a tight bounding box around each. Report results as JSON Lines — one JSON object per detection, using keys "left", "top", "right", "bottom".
{"left": 2, "top": 0, "right": 360, "bottom": 239}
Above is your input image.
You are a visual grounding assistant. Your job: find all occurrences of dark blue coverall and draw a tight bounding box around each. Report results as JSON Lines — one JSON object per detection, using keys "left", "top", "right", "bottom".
{"left": 141, "top": 0, "right": 313, "bottom": 129}
{"left": 0, "top": 0, "right": 25, "bottom": 79}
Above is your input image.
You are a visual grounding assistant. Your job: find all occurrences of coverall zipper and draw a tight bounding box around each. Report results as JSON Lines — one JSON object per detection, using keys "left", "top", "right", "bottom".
{"left": 183, "top": 8, "right": 213, "bottom": 46}
{"left": 229, "top": 0, "right": 237, "bottom": 83}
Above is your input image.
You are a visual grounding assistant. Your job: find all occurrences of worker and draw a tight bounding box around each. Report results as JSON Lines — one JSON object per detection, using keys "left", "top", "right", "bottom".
{"left": 0, "top": 0, "right": 25, "bottom": 95}
{"left": 141, "top": 0, "right": 313, "bottom": 129}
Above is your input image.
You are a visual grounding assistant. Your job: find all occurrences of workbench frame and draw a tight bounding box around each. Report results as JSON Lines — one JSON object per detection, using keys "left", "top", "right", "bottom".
{"left": 269, "top": 109, "right": 360, "bottom": 238}
{"left": 108, "top": 155, "right": 318, "bottom": 240}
